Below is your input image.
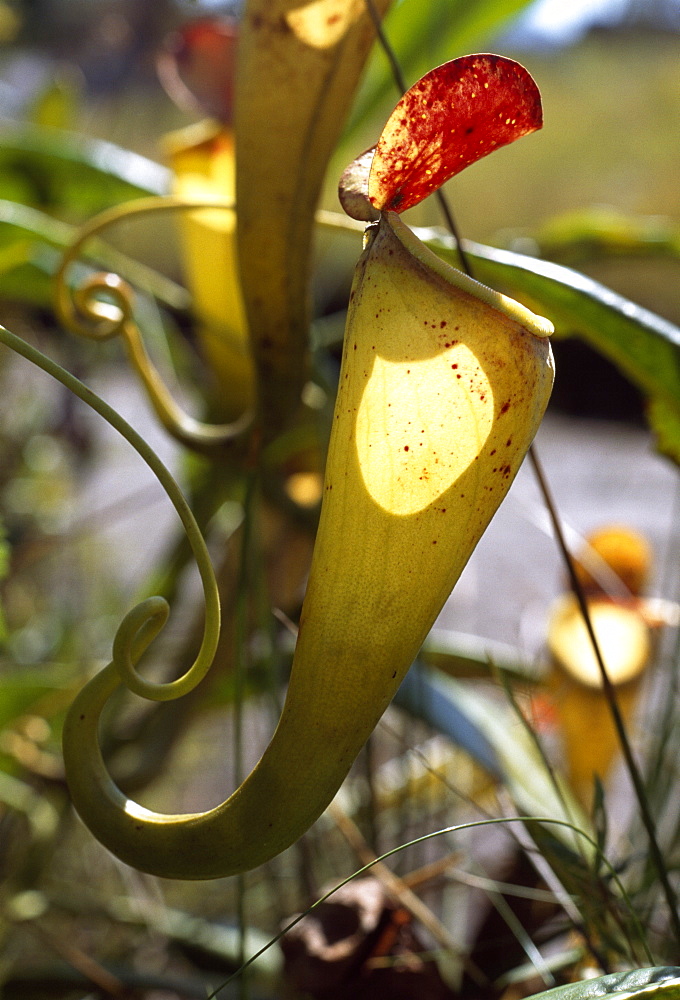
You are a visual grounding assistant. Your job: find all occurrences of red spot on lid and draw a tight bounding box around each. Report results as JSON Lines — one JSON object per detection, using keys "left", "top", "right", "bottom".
{"left": 368, "top": 55, "right": 542, "bottom": 214}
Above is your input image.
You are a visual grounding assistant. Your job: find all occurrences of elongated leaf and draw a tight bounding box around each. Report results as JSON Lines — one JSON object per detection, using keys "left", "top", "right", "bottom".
{"left": 524, "top": 820, "right": 650, "bottom": 961}
{"left": 535, "top": 207, "right": 680, "bottom": 264}
{"left": 110, "top": 900, "right": 282, "bottom": 983}
{"left": 423, "top": 228, "right": 680, "bottom": 463}
{"left": 235, "top": 0, "right": 392, "bottom": 430}
{"left": 395, "top": 662, "right": 503, "bottom": 777}
{"left": 0, "top": 240, "right": 62, "bottom": 306}
{"left": 0, "top": 199, "right": 188, "bottom": 309}
{"left": 0, "top": 200, "right": 78, "bottom": 304}
{"left": 0, "top": 126, "right": 172, "bottom": 303}
{"left": 646, "top": 395, "right": 680, "bottom": 461}
{"left": 0, "top": 122, "right": 170, "bottom": 214}
{"left": 526, "top": 969, "right": 680, "bottom": 1000}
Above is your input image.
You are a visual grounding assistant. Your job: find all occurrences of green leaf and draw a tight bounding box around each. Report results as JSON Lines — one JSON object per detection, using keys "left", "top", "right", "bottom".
{"left": 525, "top": 969, "right": 680, "bottom": 1000}
{"left": 0, "top": 199, "right": 189, "bottom": 310}
{"left": 109, "top": 900, "right": 282, "bottom": 984}
{"left": 592, "top": 774, "right": 608, "bottom": 861}
{"left": 0, "top": 125, "right": 174, "bottom": 306}
{"left": 524, "top": 821, "right": 646, "bottom": 962}
{"left": 0, "top": 122, "right": 170, "bottom": 215}
{"left": 646, "top": 396, "right": 680, "bottom": 463}
{"left": 534, "top": 207, "right": 680, "bottom": 265}
{"left": 423, "top": 228, "right": 680, "bottom": 464}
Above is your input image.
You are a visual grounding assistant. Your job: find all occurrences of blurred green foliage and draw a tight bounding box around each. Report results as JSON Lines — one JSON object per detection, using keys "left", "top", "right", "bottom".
{"left": 0, "top": 1, "right": 679, "bottom": 997}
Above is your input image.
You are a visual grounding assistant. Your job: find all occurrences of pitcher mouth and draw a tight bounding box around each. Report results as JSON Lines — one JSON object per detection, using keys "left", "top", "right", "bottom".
{"left": 383, "top": 213, "right": 554, "bottom": 340}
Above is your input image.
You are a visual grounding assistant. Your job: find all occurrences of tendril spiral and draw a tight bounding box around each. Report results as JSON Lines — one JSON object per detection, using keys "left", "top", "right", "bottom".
{"left": 0, "top": 323, "right": 221, "bottom": 707}
{"left": 54, "top": 196, "right": 253, "bottom": 452}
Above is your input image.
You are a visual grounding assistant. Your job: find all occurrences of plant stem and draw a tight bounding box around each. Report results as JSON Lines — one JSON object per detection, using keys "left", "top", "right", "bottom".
{"left": 364, "top": 0, "right": 407, "bottom": 92}
{"left": 434, "top": 192, "right": 474, "bottom": 277}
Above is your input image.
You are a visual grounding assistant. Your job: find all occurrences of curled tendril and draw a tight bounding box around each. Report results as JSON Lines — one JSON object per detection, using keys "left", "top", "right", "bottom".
{"left": 54, "top": 196, "right": 253, "bottom": 453}
{"left": 0, "top": 323, "right": 221, "bottom": 706}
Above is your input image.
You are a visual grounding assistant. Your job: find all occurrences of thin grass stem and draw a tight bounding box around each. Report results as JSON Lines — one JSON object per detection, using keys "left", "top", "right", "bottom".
{"left": 528, "top": 447, "right": 680, "bottom": 950}
{"left": 210, "top": 814, "right": 652, "bottom": 996}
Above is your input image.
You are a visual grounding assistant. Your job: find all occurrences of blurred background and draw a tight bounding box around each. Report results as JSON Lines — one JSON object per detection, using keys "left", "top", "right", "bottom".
{"left": 0, "top": 2, "right": 679, "bottom": 997}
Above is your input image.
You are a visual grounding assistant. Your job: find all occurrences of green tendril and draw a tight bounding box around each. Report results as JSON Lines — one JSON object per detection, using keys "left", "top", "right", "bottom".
{"left": 0, "top": 324, "right": 221, "bottom": 703}
{"left": 54, "top": 195, "right": 253, "bottom": 453}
